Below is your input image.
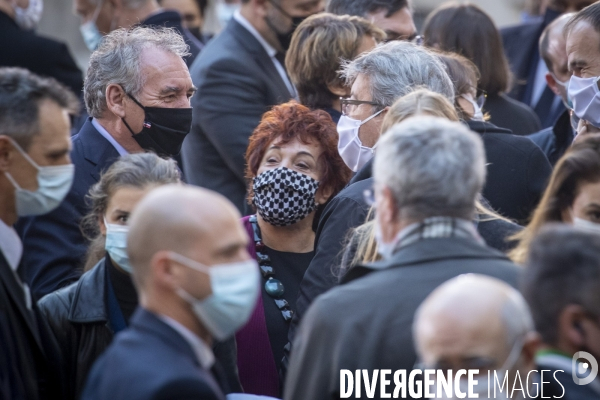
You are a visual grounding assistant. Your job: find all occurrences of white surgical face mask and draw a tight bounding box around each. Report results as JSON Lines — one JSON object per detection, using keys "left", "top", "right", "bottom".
{"left": 568, "top": 75, "right": 600, "bottom": 128}
{"left": 12, "top": 0, "right": 43, "bottom": 30}
{"left": 104, "top": 218, "right": 132, "bottom": 273}
{"left": 217, "top": 1, "right": 239, "bottom": 28}
{"left": 4, "top": 138, "right": 74, "bottom": 217}
{"left": 169, "top": 252, "right": 260, "bottom": 340}
{"left": 573, "top": 217, "right": 600, "bottom": 234}
{"left": 79, "top": 0, "right": 104, "bottom": 52}
{"left": 461, "top": 93, "right": 484, "bottom": 121}
{"left": 337, "top": 109, "right": 384, "bottom": 172}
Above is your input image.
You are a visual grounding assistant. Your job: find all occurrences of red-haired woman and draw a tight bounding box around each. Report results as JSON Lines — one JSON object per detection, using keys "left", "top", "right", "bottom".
{"left": 236, "top": 102, "right": 351, "bottom": 396}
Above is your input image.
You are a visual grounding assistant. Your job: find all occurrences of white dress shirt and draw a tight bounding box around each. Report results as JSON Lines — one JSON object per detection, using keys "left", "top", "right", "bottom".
{"left": 233, "top": 10, "right": 297, "bottom": 98}
{"left": 92, "top": 118, "right": 129, "bottom": 156}
{"left": 0, "top": 218, "right": 22, "bottom": 272}
{"left": 158, "top": 314, "right": 215, "bottom": 369}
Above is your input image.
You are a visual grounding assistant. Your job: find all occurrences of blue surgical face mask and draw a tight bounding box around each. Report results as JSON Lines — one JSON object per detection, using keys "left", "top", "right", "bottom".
{"left": 12, "top": 0, "right": 43, "bottom": 30}
{"left": 568, "top": 75, "right": 600, "bottom": 128}
{"left": 551, "top": 73, "right": 574, "bottom": 110}
{"left": 169, "top": 252, "right": 260, "bottom": 340}
{"left": 79, "top": 0, "right": 104, "bottom": 52}
{"left": 104, "top": 219, "right": 132, "bottom": 273}
{"left": 4, "top": 138, "right": 74, "bottom": 217}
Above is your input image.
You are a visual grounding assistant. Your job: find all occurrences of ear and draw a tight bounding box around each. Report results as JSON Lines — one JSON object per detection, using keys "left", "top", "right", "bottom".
{"left": 0, "top": 136, "right": 13, "bottom": 172}
{"left": 327, "top": 82, "right": 349, "bottom": 98}
{"left": 521, "top": 331, "right": 542, "bottom": 369}
{"left": 315, "top": 185, "right": 334, "bottom": 205}
{"left": 378, "top": 186, "right": 398, "bottom": 225}
{"left": 559, "top": 304, "right": 588, "bottom": 349}
{"left": 106, "top": 84, "right": 127, "bottom": 118}
{"left": 254, "top": 0, "right": 269, "bottom": 17}
{"left": 152, "top": 251, "right": 179, "bottom": 291}
{"left": 545, "top": 73, "right": 562, "bottom": 97}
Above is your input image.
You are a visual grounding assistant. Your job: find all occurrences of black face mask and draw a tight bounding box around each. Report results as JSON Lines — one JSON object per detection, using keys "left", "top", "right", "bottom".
{"left": 122, "top": 94, "right": 192, "bottom": 157}
{"left": 266, "top": 0, "right": 307, "bottom": 51}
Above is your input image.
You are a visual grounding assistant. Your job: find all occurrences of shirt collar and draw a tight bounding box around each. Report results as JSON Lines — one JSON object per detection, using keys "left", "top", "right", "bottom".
{"left": 158, "top": 314, "right": 215, "bottom": 369}
{"left": 233, "top": 10, "right": 277, "bottom": 58}
{"left": 92, "top": 118, "right": 129, "bottom": 156}
{"left": 0, "top": 218, "right": 22, "bottom": 271}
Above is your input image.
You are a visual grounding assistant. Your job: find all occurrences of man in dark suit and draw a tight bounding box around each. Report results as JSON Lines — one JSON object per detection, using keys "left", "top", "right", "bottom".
{"left": 529, "top": 14, "right": 576, "bottom": 166}
{"left": 74, "top": 0, "right": 203, "bottom": 66}
{"left": 82, "top": 185, "right": 260, "bottom": 400}
{"left": 501, "top": 0, "right": 593, "bottom": 128}
{"left": 0, "top": 68, "right": 79, "bottom": 400}
{"left": 284, "top": 117, "right": 521, "bottom": 400}
{"left": 183, "top": 0, "right": 322, "bottom": 214}
{"left": 0, "top": 0, "right": 83, "bottom": 98}
{"left": 16, "top": 26, "right": 196, "bottom": 300}
{"left": 414, "top": 275, "right": 540, "bottom": 399}
{"left": 523, "top": 225, "right": 600, "bottom": 399}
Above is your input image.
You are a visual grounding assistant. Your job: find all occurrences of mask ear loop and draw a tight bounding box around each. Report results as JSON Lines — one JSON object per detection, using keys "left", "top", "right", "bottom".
{"left": 121, "top": 92, "right": 146, "bottom": 136}
{"left": 359, "top": 108, "right": 385, "bottom": 152}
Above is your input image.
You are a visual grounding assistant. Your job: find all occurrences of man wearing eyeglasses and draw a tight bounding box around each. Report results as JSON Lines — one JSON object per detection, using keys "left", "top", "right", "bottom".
{"left": 326, "top": 0, "right": 417, "bottom": 43}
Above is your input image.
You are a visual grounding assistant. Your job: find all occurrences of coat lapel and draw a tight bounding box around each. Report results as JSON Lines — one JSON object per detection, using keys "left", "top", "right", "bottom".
{"left": 77, "top": 118, "right": 121, "bottom": 182}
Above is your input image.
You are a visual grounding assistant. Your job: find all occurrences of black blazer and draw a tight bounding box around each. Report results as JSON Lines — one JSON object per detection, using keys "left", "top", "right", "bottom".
{"left": 81, "top": 308, "right": 226, "bottom": 400}
{"left": 484, "top": 93, "right": 541, "bottom": 135}
{"left": 0, "top": 11, "right": 82, "bottom": 96}
{"left": 468, "top": 120, "right": 552, "bottom": 223}
{"left": 38, "top": 257, "right": 242, "bottom": 400}
{"left": 0, "top": 253, "right": 63, "bottom": 399}
{"left": 183, "top": 18, "right": 294, "bottom": 214}
{"left": 528, "top": 109, "right": 574, "bottom": 166}
{"left": 284, "top": 237, "right": 521, "bottom": 400}
{"left": 15, "top": 119, "right": 120, "bottom": 300}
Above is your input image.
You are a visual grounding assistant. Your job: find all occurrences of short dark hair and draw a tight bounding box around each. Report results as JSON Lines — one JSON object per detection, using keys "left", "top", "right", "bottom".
{"left": 0, "top": 67, "right": 79, "bottom": 150}
{"left": 539, "top": 14, "right": 572, "bottom": 74}
{"left": 565, "top": 2, "right": 600, "bottom": 37}
{"left": 326, "top": 0, "right": 409, "bottom": 18}
{"left": 423, "top": 3, "right": 511, "bottom": 96}
{"left": 522, "top": 224, "right": 600, "bottom": 346}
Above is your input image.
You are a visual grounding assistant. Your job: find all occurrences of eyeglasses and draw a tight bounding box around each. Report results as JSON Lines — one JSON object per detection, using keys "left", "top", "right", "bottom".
{"left": 341, "top": 98, "right": 384, "bottom": 116}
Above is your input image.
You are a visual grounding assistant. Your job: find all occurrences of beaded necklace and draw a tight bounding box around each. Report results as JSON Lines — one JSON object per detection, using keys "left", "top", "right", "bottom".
{"left": 249, "top": 215, "right": 294, "bottom": 322}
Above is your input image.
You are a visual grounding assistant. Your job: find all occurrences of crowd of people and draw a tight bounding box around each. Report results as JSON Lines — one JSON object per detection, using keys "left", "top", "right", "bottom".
{"left": 1, "top": 0, "right": 600, "bottom": 398}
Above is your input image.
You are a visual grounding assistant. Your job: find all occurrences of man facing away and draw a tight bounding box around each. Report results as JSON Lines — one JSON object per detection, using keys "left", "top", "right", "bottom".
{"left": 82, "top": 185, "right": 260, "bottom": 400}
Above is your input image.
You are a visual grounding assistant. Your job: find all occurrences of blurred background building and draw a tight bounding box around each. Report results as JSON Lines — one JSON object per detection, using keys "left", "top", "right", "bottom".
{"left": 37, "top": 0, "right": 531, "bottom": 75}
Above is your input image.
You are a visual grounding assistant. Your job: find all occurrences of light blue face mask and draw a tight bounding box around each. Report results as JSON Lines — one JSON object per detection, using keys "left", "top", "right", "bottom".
{"left": 169, "top": 252, "right": 260, "bottom": 341}
{"left": 4, "top": 138, "right": 74, "bottom": 217}
{"left": 79, "top": 0, "right": 104, "bottom": 52}
{"left": 104, "top": 219, "right": 133, "bottom": 273}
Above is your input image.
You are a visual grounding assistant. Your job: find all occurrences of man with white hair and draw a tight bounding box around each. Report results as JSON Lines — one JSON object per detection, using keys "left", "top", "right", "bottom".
{"left": 414, "top": 274, "right": 540, "bottom": 400}
{"left": 286, "top": 43, "right": 455, "bottom": 359}
{"left": 283, "top": 117, "right": 520, "bottom": 400}
{"left": 16, "top": 27, "right": 196, "bottom": 300}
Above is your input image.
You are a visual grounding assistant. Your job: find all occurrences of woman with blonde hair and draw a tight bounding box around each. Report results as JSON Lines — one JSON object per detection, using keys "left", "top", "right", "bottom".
{"left": 340, "top": 89, "right": 523, "bottom": 273}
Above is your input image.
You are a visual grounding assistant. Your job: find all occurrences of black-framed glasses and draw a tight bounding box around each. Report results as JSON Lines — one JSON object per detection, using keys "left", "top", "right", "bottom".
{"left": 341, "top": 98, "right": 384, "bottom": 116}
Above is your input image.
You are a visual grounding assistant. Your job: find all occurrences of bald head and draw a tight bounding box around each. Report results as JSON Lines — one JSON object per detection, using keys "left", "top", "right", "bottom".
{"left": 540, "top": 13, "right": 574, "bottom": 75}
{"left": 414, "top": 274, "right": 534, "bottom": 369}
{"left": 127, "top": 184, "right": 245, "bottom": 289}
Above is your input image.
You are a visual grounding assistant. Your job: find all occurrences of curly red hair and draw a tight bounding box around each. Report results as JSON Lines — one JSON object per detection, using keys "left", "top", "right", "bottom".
{"left": 245, "top": 101, "right": 351, "bottom": 204}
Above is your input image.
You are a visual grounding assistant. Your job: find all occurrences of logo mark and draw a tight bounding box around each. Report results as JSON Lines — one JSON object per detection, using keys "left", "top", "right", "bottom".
{"left": 572, "top": 351, "right": 598, "bottom": 385}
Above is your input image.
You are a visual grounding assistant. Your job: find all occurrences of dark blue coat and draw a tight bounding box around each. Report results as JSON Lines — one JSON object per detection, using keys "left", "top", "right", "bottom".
{"left": 15, "top": 118, "right": 120, "bottom": 300}
{"left": 81, "top": 308, "right": 226, "bottom": 400}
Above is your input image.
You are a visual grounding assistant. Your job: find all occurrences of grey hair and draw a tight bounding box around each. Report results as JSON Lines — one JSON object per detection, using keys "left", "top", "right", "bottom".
{"left": 87, "top": 0, "right": 149, "bottom": 10}
{"left": 341, "top": 41, "right": 455, "bottom": 109}
{"left": 374, "top": 116, "right": 485, "bottom": 220}
{"left": 84, "top": 26, "right": 190, "bottom": 118}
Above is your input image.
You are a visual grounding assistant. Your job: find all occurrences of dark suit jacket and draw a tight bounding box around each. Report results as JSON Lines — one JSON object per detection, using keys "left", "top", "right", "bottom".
{"left": 528, "top": 109, "right": 574, "bottom": 166}
{"left": 501, "top": 8, "right": 563, "bottom": 128}
{"left": 81, "top": 308, "right": 226, "bottom": 400}
{"left": 183, "top": 18, "right": 293, "bottom": 214}
{"left": 15, "top": 119, "right": 120, "bottom": 300}
{"left": 284, "top": 237, "right": 520, "bottom": 400}
{"left": 0, "top": 253, "right": 63, "bottom": 399}
{"left": 0, "top": 11, "right": 82, "bottom": 96}
{"left": 142, "top": 10, "right": 203, "bottom": 68}
{"left": 536, "top": 364, "right": 600, "bottom": 399}
{"left": 468, "top": 120, "right": 552, "bottom": 223}
{"left": 484, "top": 93, "right": 541, "bottom": 135}
{"left": 285, "top": 157, "right": 524, "bottom": 377}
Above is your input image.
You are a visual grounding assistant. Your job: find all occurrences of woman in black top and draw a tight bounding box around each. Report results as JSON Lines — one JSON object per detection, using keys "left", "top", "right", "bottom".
{"left": 423, "top": 3, "right": 541, "bottom": 135}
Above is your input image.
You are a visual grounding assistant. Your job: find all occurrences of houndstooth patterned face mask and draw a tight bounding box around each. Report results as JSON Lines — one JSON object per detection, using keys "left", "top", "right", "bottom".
{"left": 252, "top": 167, "right": 320, "bottom": 227}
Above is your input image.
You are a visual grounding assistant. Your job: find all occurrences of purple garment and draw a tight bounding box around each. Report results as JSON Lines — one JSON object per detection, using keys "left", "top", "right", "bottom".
{"left": 235, "top": 216, "right": 280, "bottom": 397}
